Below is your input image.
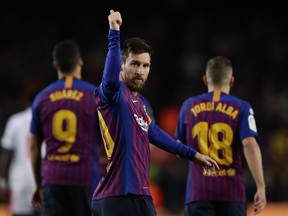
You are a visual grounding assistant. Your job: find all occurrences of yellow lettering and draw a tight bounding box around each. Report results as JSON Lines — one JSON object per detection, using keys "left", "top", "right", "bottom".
{"left": 191, "top": 106, "right": 198, "bottom": 117}
{"left": 206, "top": 102, "right": 214, "bottom": 111}
{"left": 75, "top": 92, "right": 84, "bottom": 101}
{"left": 71, "top": 90, "right": 77, "bottom": 98}
{"left": 231, "top": 110, "right": 238, "bottom": 119}
{"left": 49, "top": 90, "right": 84, "bottom": 102}
{"left": 67, "top": 89, "right": 73, "bottom": 98}
{"left": 47, "top": 153, "right": 80, "bottom": 162}
{"left": 56, "top": 91, "right": 61, "bottom": 100}
{"left": 50, "top": 94, "right": 56, "bottom": 102}
{"left": 200, "top": 103, "right": 206, "bottom": 111}
{"left": 61, "top": 89, "right": 67, "bottom": 98}
{"left": 226, "top": 106, "right": 233, "bottom": 115}
{"left": 216, "top": 103, "right": 222, "bottom": 111}
{"left": 202, "top": 168, "right": 235, "bottom": 177}
{"left": 221, "top": 104, "right": 227, "bottom": 112}
{"left": 190, "top": 102, "right": 240, "bottom": 119}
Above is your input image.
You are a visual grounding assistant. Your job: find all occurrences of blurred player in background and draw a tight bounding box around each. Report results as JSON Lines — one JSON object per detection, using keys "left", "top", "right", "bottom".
{"left": 0, "top": 93, "right": 39, "bottom": 216}
{"left": 176, "top": 56, "right": 266, "bottom": 216}
{"left": 29, "top": 40, "right": 104, "bottom": 216}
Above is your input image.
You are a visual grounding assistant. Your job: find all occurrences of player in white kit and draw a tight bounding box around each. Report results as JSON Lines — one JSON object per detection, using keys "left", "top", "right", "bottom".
{"left": 0, "top": 105, "right": 39, "bottom": 216}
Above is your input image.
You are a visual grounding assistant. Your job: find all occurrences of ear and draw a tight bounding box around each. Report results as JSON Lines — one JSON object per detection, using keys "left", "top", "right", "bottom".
{"left": 120, "top": 62, "right": 124, "bottom": 72}
{"left": 79, "top": 58, "right": 84, "bottom": 67}
{"left": 203, "top": 75, "right": 208, "bottom": 86}
{"left": 229, "top": 76, "right": 234, "bottom": 87}
{"left": 53, "top": 61, "right": 58, "bottom": 70}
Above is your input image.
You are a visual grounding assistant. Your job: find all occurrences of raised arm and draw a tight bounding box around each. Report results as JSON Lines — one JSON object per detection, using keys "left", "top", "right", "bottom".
{"left": 108, "top": 10, "right": 122, "bottom": 30}
{"left": 101, "top": 10, "right": 122, "bottom": 92}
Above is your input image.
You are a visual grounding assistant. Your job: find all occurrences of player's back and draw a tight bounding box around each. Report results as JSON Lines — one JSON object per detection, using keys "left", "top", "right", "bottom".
{"left": 176, "top": 90, "right": 258, "bottom": 203}
{"left": 30, "top": 76, "right": 102, "bottom": 188}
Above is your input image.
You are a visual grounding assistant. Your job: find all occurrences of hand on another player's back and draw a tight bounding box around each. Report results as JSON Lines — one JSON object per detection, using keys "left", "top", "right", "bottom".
{"left": 193, "top": 152, "right": 219, "bottom": 174}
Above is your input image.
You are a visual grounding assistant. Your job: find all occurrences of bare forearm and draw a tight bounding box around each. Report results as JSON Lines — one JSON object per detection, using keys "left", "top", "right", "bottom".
{"left": 29, "top": 134, "right": 42, "bottom": 188}
{"left": 31, "top": 150, "right": 41, "bottom": 187}
{"left": 243, "top": 140, "right": 265, "bottom": 189}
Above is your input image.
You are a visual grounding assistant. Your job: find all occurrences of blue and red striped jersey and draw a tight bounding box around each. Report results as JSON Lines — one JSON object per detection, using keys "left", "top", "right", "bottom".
{"left": 30, "top": 76, "right": 103, "bottom": 188}
{"left": 95, "top": 83, "right": 152, "bottom": 199}
{"left": 175, "top": 91, "right": 258, "bottom": 203}
{"left": 93, "top": 30, "right": 198, "bottom": 200}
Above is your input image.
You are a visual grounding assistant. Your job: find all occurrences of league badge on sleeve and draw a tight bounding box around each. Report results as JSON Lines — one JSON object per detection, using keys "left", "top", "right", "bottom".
{"left": 248, "top": 108, "right": 257, "bottom": 132}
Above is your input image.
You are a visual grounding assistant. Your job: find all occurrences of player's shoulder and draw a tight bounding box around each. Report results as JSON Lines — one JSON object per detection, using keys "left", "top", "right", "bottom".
{"left": 6, "top": 108, "right": 30, "bottom": 126}
{"left": 37, "top": 81, "right": 57, "bottom": 94}
{"left": 74, "top": 78, "right": 98, "bottom": 90}
{"left": 37, "top": 79, "right": 97, "bottom": 94}
{"left": 138, "top": 93, "right": 149, "bottom": 103}
{"left": 6, "top": 113, "right": 21, "bottom": 126}
{"left": 225, "top": 94, "right": 251, "bottom": 106}
{"left": 181, "top": 93, "right": 204, "bottom": 105}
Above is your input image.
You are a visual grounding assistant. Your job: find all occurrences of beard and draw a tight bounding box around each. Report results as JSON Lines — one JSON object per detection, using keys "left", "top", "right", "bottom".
{"left": 125, "top": 77, "right": 146, "bottom": 92}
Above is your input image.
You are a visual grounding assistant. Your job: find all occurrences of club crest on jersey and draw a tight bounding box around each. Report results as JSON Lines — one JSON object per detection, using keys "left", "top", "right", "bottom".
{"left": 143, "top": 105, "right": 152, "bottom": 123}
{"left": 134, "top": 114, "right": 149, "bottom": 132}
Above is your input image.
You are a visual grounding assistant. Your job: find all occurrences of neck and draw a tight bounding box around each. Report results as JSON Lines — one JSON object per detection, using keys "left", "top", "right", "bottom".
{"left": 208, "top": 85, "right": 230, "bottom": 94}
{"left": 132, "top": 91, "right": 138, "bottom": 96}
{"left": 58, "top": 70, "right": 81, "bottom": 80}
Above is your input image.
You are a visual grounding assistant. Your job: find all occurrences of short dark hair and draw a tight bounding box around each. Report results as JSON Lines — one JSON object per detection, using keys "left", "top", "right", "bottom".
{"left": 206, "top": 56, "right": 233, "bottom": 86}
{"left": 52, "top": 40, "right": 81, "bottom": 73}
{"left": 121, "top": 37, "right": 153, "bottom": 62}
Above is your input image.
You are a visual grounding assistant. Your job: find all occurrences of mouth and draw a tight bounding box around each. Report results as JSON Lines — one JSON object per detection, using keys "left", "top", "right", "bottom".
{"left": 127, "top": 77, "right": 146, "bottom": 92}
{"left": 133, "top": 77, "right": 144, "bottom": 82}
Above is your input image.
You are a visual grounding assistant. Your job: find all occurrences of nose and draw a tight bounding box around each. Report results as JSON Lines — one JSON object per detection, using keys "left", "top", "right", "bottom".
{"left": 136, "top": 65, "right": 144, "bottom": 75}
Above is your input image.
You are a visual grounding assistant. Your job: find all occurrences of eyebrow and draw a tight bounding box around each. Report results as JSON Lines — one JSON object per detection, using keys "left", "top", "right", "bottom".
{"left": 130, "top": 60, "right": 150, "bottom": 65}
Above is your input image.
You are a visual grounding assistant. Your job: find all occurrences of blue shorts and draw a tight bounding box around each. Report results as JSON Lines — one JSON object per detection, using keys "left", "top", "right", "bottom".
{"left": 41, "top": 185, "right": 94, "bottom": 216}
{"left": 91, "top": 194, "right": 156, "bottom": 216}
{"left": 184, "top": 201, "right": 246, "bottom": 216}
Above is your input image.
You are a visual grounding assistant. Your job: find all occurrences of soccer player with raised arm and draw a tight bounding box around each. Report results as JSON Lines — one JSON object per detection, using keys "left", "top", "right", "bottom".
{"left": 91, "top": 10, "right": 219, "bottom": 216}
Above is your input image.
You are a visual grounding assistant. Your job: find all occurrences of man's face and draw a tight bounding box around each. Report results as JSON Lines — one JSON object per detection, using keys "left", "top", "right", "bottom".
{"left": 120, "top": 52, "right": 151, "bottom": 92}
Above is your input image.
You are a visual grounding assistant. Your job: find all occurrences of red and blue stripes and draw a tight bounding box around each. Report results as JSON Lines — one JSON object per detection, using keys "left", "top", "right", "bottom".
{"left": 30, "top": 77, "right": 102, "bottom": 188}
{"left": 176, "top": 91, "right": 258, "bottom": 203}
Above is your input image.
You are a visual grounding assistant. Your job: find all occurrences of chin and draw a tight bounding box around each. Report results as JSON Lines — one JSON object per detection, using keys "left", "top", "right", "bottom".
{"left": 125, "top": 79, "right": 146, "bottom": 92}
{"left": 128, "top": 84, "right": 144, "bottom": 92}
